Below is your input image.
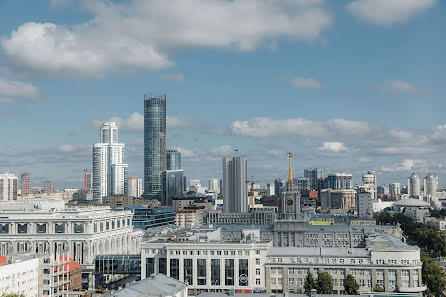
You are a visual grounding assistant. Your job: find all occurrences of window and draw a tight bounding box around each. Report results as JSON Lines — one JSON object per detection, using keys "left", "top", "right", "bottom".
{"left": 73, "top": 223, "right": 84, "bottom": 234}
{"left": 271, "top": 278, "right": 276, "bottom": 286}
{"left": 256, "top": 258, "right": 260, "bottom": 265}
{"left": 402, "top": 270, "right": 409, "bottom": 277}
{"left": 239, "top": 259, "right": 249, "bottom": 286}
{"left": 17, "top": 223, "right": 27, "bottom": 234}
{"left": 37, "top": 223, "right": 46, "bottom": 234}
{"left": 414, "top": 270, "right": 418, "bottom": 277}
{"left": 256, "top": 250, "right": 260, "bottom": 255}
{"left": 376, "top": 270, "right": 384, "bottom": 277}
{"left": 402, "top": 280, "right": 410, "bottom": 288}
{"left": 94, "top": 223, "right": 97, "bottom": 232}
{"left": 389, "top": 279, "right": 396, "bottom": 289}
{"left": 55, "top": 223, "right": 65, "bottom": 233}
{"left": 359, "top": 279, "right": 365, "bottom": 287}
{"left": 184, "top": 259, "right": 193, "bottom": 285}
{"left": 106, "top": 221, "right": 109, "bottom": 230}
{"left": 278, "top": 278, "right": 282, "bottom": 285}
{"left": 388, "top": 270, "right": 396, "bottom": 278}
{"left": 256, "top": 268, "right": 261, "bottom": 275}
{"left": 377, "top": 279, "right": 384, "bottom": 288}
{"left": 197, "top": 259, "right": 207, "bottom": 285}
{"left": 225, "top": 259, "right": 234, "bottom": 286}
{"left": 256, "top": 279, "right": 261, "bottom": 285}
{"left": 0, "top": 224, "right": 9, "bottom": 234}
{"left": 170, "top": 259, "right": 179, "bottom": 280}
{"left": 211, "top": 259, "right": 220, "bottom": 285}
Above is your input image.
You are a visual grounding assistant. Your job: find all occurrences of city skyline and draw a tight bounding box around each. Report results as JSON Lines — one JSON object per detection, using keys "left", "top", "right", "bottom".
{"left": 1, "top": 1, "right": 446, "bottom": 188}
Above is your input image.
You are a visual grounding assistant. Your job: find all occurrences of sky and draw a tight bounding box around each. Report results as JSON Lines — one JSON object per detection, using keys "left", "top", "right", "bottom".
{"left": 0, "top": 0, "right": 445, "bottom": 190}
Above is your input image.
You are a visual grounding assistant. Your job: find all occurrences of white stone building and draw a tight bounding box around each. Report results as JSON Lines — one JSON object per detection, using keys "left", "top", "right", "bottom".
{"left": 0, "top": 257, "right": 39, "bottom": 297}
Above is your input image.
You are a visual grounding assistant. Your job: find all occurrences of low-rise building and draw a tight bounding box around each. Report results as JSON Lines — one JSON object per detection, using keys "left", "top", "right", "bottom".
{"left": 0, "top": 257, "right": 39, "bottom": 297}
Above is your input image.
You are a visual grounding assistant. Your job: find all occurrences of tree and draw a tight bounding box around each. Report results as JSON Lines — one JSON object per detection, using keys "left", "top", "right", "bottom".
{"left": 421, "top": 252, "right": 446, "bottom": 297}
{"left": 2, "top": 294, "right": 25, "bottom": 297}
{"left": 344, "top": 274, "right": 359, "bottom": 295}
{"left": 304, "top": 272, "right": 317, "bottom": 294}
{"left": 373, "top": 284, "right": 385, "bottom": 292}
{"left": 316, "top": 271, "right": 333, "bottom": 294}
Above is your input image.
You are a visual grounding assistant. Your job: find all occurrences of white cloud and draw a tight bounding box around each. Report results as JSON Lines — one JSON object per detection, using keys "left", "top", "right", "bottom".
{"left": 374, "top": 146, "right": 435, "bottom": 155}
{"left": 291, "top": 77, "right": 323, "bottom": 89}
{"left": 267, "top": 149, "right": 284, "bottom": 158}
{"left": 177, "top": 147, "right": 197, "bottom": 159}
{"left": 0, "top": 77, "right": 41, "bottom": 104}
{"left": 432, "top": 124, "right": 446, "bottom": 143}
{"left": 317, "top": 141, "right": 348, "bottom": 154}
{"left": 1, "top": 0, "right": 332, "bottom": 77}
{"left": 92, "top": 112, "right": 189, "bottom": 132}
{"left": 347, "top": 0, "right": 436, "bottom": 25}
{"left": 382, "top": 79, "right": 422, "bottom": 95}
{"left": 326, "top": 118, "right": 370, "bottom": 136}
{"left": 381, "top": 159, "right": 432, "bottom": 173}
{"left": 160, "top": 73, "right": 184, "bottom": 83}
{"left": 210, "top": 145, "right": 233, "bottom": 156}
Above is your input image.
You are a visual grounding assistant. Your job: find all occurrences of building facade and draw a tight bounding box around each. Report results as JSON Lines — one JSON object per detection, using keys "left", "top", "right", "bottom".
{"left": 0, "top": 173, "right": 18, "bottom": 201}
{"left": 304, "top": 169, "right": 323, "bottom": 190}
{"left": 0, "top": 257, "right": 39, "bottom": 297}
{"left": 167, "top": 148, "right": 182, "bottom": 170}
{"left": 390, "top": 183, "right": 401, "bottom": 199}
{"left": 223, "top": 157, "right": 248, "bottom": 213}
{"left": 144, "top": 94, "right": 167, "bottom": 200}
{"left": 362, "top": 171, "right": 377, "bottom": 199}
{"left": 44, "top": 180, "right": 52, "bottom": 193}
{"left": 326, "top": 174, "right": 353, "bottom": 190}
{"left": 424, "top": 173, "right": 437, "bottom": 199}
{"left": 128, "top": 177, "right": 143, "bottom": 198}
{"left": 162, "top": 169, "right": 184, "bottom": 206}
{"left": 320, "top": 189, "right": 356, "bottom": 212}
{"left": 93, "top": 122, "right": 128, "bottom": 202}
{"left": 21, "top": 173, "right": 31, "bottom": 195}
{"left": 357, "top": 190, "right": 373, "bottom": 218}
{"left": 408, "top": 173, "right": 421, "bottom": 198}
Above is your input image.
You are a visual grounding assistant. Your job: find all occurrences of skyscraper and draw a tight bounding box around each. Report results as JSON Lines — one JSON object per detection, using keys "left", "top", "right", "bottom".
{"left": 92, "top": 122, "right": 128, "bottom": 202}
{"left": 357, "top": 188, "right": 373, "bottom": 218}
{"left": 0, "top": 173, "right": 18, "bottom": 200}
{"left": 223, "top": 156, "right": 248, "bottom": 213}
{"left": 208, "top": 178, "right": 220, "bottom": 194}
{"left": 389, "top": 183, "right": 401, "bottom": 198}
{"left": 408, "top": 173, "right": 421, "bottom": 198}
{"left": 162, "top": 169, "right": 184, "bottom": 206}
{"left": 21, "top": 173, "right": 31, "bottom": 195}
{"left": 166, "top": 148, "right": 181, "bottom": 170}
{"left": 424, "top": 173, "right": 437, "bottom": 199}
{"left": 304, "top": 168, "right": 323, "bottom": 190}
{"left": 144, "top": 94, "right": 167, "bottom": 200}
{"left": 362, "top": 170, "right": 377, "bottom": 199}
{"left": 326, "top": 173, "right": 353, "bottom": 190}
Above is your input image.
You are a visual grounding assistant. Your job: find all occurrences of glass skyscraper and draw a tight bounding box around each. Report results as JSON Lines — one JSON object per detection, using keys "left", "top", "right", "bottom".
{"left": 166, "top": 148, "right": 181, "bottom": 170}
{"left": 144, "top": 94, "right": 166, "bottom": 200}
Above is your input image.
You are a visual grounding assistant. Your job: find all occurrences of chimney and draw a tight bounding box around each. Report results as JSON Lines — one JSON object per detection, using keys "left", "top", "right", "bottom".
{"left": 310, "top": 288, "right": 317, "bottom": 297}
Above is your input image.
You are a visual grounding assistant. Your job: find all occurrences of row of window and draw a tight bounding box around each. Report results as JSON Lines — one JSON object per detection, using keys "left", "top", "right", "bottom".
{"left": 168, "top": 249, "right": 258, "bottom": 256}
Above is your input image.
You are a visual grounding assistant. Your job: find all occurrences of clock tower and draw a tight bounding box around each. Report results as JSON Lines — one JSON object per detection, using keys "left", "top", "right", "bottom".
{"left": 281, "top": 152, "right": 301, "bottom": 214}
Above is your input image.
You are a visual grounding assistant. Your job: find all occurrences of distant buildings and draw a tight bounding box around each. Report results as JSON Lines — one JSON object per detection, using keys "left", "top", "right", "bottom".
{"left": 424, "top": 173, "right": 437, "bottom": 199}
{"left": 304, "top": 168, "right": 323, "bottom": 190}
{"left": 208, "top": 178, "right": 220, "bottom": 194}
{"left": 274, "top": 179, "right": 285, "bottom": 197}
{"left": 357, "top": 189, "right": 373, "bottom": 218}
{"left": 326, "top": 173, "right": 353, "bottom": 190}
{"left": 0, "top": 173, "right": 18, "bottom": 201}
{"left": 128, "top": 177, "right": 143, "bottom": 198}
{"left": 223, "top": 156, "right": 248, "bottom": 213}
{"left": 162, "top": 169, "right": 184, "bottom": 206}
{"left": 362, "top": 170, "right": 377, "bottom": 199}
{"left": 43, "top": 180, "right": 52, "bottom": 193}
{"left": 20, "top": 173, "right": 31, "bottom": 195}
{"left": 408, "top": 173, "right": 421, "bottom": 198}
{"left": 166, "top": 148, "right": 181, "bottom": 170}
{"left": 389, "top": 182, "right": 401, "bottom": 199}
{"left": 144, "top": 94, "right": 167, "bottom": 200}
{"left": 92, "top": 122, "right": 128, "bottom": 202}
{"left": 320, "top": 189, "right": 356, "bottom": 212}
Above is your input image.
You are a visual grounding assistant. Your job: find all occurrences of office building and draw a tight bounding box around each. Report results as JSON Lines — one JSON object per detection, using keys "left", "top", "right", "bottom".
{"left": 304, "top": 168, "right": 323, "bottom": 190}
{"left": 424, "top": 173, "right": 437, "bottom": 199}
{"left": 86, "top": 172, "right": 93, "bottom": 193}
{"left": 0, "top": 257, "right": 39, "bottom": 297}
{"left": 377, "top": 184, "right": 389, "bottom": 196}
{"left": 223, "top": 157, "right": 248, "bottom": 213}
{"left": 357, "top": 189, "right": 373, "bottom": 218}
{"left": 408, "top": 173, "right": 421, "bottom": 198}
{"left": 166, "top": 148, "right": 181, "bottom": 170}
{"left": 127, "top": 205, "right": 175, "bottom": 229}
{"left": 208, "top": 178, "right": 220, "bottom": 194}
{"left": 0, "top": 173, "right": 18, "bottom": 201}
{"left": 162, "top": 169, "right": 184, "bottom": 206}
{"left": 389, "top": 183, "right": 401, "bottom": 199}
{"left": 44, "top": 180, "right": 52, "bottom": 193}
{"left": 274, "top": 179, "right": 285, "bottom": 197}
{"left": 295, "top": 177, "right": 310, "bottom": 192}
{"left": 362, "top": 170, "right": 377, "bottom": 199}
{"left": 144, "top": 94, "right": 167, "bottom": 200}
{"left": 128, "top": 177, "right": 143, "bottom": 198}
{"left": 326, "top": 173, "right": 352, "bottom": 190}
{"left": 92, "top": 122, "right": 128, "bottom": 202}
{"left": 21, "top": 173, "right": 31, "bottom": 195}
{"left": 0, "top": 205, "right": 141, "bottom": 289}
{"left": 320, "top": 189, "right": 356, "bottom": 212}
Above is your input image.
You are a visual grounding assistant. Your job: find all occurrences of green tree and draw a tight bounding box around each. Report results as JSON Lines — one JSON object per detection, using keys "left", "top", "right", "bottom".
{"left": 343, "top": 274, "right": 359, "bottom": 295}
{"left": 2, "top": 294, "right": 25, "bottom": 297}
{"left": 304, "top": 272, "right": 317, "bottom": 294}
{"left": 421, "top": 252, "right": 446, "bottom": 297}
{"left": 316, "top": 271, "right": 333, "bottom": 294}
{"left": 373, "top": 284, "right": 385, "bottom": 292}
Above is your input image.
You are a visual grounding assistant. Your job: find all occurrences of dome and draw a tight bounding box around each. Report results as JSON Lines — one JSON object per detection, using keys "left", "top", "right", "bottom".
{"left": 393, "top": 198, "right": 430, "bottom": 207}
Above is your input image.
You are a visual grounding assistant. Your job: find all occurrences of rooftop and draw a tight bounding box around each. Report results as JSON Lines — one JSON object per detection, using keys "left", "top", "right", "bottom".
{"left": 110, "top": 273, "right": 186, "bottom": 297}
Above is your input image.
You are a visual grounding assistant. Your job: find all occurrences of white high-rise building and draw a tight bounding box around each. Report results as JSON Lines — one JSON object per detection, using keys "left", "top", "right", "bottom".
{"left": 128, "top": 177, "right": 143, "bottom": 198}
{"left": 362, "top": 170, "right": 377, "bottom": 199}
{"left": 0, "top": 173, "right": 18, "bottom": 201}
{"left": 424, "top": 173, "right": 437, "bottom": 199}
{"left": 208, "top": 178, "right": 220, "bottom": 194}
{"left": 389, "top": 183, "right": 401, "bottom": 198}
{"left": 223, "top": 157, "right": 248, "bottom": 213}
{"left": 408, "top": 173, "right": 421, "bottom": 198}
{"left": 93, "top": 122, "right": 128, "bottom": 202}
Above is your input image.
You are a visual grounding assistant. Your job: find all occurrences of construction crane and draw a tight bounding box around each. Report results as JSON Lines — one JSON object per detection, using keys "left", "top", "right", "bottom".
{"left": 246, "top": 176, "right": 262, "bottom": 212}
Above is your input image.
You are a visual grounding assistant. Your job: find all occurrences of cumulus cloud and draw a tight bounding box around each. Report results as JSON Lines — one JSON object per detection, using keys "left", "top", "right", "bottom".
{"left": 1, "top": 0, "right": 333, "bottom": 78}
{"left": 0, "top": 77, "right": 41, "bottom": 104}
{"left": 210, "top": 145, "right": 233, "bottom": 156}
{"left": 347, "top": 0, "right": 436, "bottom": 25}
{"left": 432, "top": 124, "right": 446, "bottom": 143}
{"left": 230, "top": 117, "right": 370, "bottom": 138}
{"left": 160, "top": 73, "right": 184, "bottom": 83}
{"left": 382, "top": 79, "right": 422, "bottom": 95}
{"left": 290, "top": 77, "right": 323, "bottom": 89}
{"left": 380, "top": 159, "right": 434, "bottom": 173}
{"left": 92, "top": 112, "right": 189, "bottom": 132}
{"left": 317, "top": 141, "right": 348, "bottom": 154}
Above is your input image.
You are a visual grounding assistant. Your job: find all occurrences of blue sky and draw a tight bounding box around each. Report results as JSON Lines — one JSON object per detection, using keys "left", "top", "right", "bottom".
{"left": 0, "top": 0, "right": 445, "bottom": 189}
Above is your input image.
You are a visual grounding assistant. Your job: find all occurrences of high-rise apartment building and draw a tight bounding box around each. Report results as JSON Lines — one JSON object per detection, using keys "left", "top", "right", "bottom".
{"left": 357, "top": 189, "right": 373, "bottom": 218}
{"left": 223, "top": 157, "right": 248, "bottom": 213}
{"left": 408, "top": 173, "right": 421, "bottom": 198}
{"left": 144, "top": 94, "right": 166, "bottom": 200}
{"left": 295, "top": 177, "right": 310, "bottom": 192}
{"left": 0, "top": 173, "right": 18, "bottom": 200}
{"left": 304, "top": 168, "right": 323, "bottom": 190}
{"left": 362, "top": 170, "right": 377, "bottom": 199}
{"left": 166, "top": 148, "right": 181, "bottom": 170}
{"left": 128, "top": 177, "right": 143, "bottom": 198}
{"left": 208, "top": 178, "right": 220, "bottom": 194}
{"left": 20, "top": 173, "right": 31, "bottom": 195}
{"left": 326, "top": 173, "right": 353, "bottom": 190}
{"left": 44, "top": 180, "right": 52, "bottom": 193}
{"left": 424, "top": 173, "right": 437, "bottom": 199}
{"left": 274, "top": 179, "right": 285, "bottom": 197}
{"left": 389, "top": 183, "right": 401, "bottom": 198}
{"left": 92, "top": 122, "right": 128, "bottom": 202}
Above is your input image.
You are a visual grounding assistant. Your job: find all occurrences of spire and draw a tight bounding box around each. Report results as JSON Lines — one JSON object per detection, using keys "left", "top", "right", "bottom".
{"left": 287, "top": 152, "right": 293, "bottom": 183}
